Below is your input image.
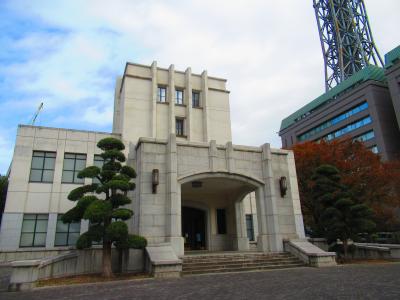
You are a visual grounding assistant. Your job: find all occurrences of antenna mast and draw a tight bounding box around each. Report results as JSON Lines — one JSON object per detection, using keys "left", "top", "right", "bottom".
{"left": 30, "top": 102, "right": 44, "bottom": 125}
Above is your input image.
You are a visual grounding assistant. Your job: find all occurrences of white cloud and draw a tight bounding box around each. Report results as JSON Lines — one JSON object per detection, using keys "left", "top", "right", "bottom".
{"left": 1, "top": 0, "right": 399, "bottom": 173}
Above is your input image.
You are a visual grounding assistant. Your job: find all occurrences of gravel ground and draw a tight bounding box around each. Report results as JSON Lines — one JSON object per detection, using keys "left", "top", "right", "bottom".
{"left": 1, "top": 263, "right": 400, "bottom": 300}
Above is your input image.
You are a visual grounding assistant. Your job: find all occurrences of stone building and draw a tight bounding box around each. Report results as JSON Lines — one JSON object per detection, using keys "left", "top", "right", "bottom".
{"left": 0, "top": 62, "right": 307, "bottom": 260}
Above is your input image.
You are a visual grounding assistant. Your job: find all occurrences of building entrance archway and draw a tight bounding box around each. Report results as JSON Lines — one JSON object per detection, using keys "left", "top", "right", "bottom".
{"left": 180, "top": 172, "right": 263, "bottom": 253}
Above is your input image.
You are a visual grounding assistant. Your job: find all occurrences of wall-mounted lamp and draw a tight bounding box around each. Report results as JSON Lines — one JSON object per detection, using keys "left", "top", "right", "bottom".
{"left": 279, "top": 176, "right": 287, "bottom": 197}
{"left": 152, "top": 169, "right": 159, "bottom": 194}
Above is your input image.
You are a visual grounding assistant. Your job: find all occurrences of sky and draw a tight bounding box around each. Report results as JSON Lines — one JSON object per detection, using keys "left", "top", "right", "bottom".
{"left": 0, "top": 0, "right": 399, "bottom": 174}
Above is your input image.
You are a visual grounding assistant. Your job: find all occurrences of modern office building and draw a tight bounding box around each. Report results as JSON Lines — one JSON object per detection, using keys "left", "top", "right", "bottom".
{"left": 279, "top": 46, "right": 400, "bottom": 161}
{"left": 0, "top": 62, "right": 306, "bottom": 260}
{"left": 385, "top": 45, "right": 400, "bottom": 130}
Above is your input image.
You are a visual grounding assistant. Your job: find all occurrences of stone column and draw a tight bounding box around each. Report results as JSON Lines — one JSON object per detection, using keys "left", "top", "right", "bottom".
{"left": 209, "top": 140, "right": 218, "bottom": 171}
{"left": 287, "top": 151, "right": 306, "bottom": 238}
{"left": 201, "top": 70, "right": 209, "bottom": 142}
{"left": 151, "top": 61, "right": 158, "bottom": 138}
{"left": 185, "top": 67, "right": 192, "bottom": 140}
{"left": 233, "top": 200, "right": 250, "bottom": 251}
{"left": 45, "top": 213, "right": 57, "bottom": 248}
{"left": 168, "top": 65, "right": 176, "bottom": 135}
{"left": 165, "top": 134, "right": 184, "bottom": 256}
{"left": 257, "top": 143, "right": 282, "bottom": 252}
{"left": 226, "top": 142, "right": 235, "bottom": 173}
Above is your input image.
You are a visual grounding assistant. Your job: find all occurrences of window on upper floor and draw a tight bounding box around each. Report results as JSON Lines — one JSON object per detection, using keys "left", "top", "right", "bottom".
{"left": 175, "top": 89, "right": 184, "bottom": 105}
{"left": 192, "top": 91, "right": 200, "bottom": 108}
{"left": 298, "top": 102, "right": 369, "bottom": 142}
{"left": 353, "top": 130, "right": 375, "bottom": 143}
{"left": 29, "top": 151, "right": 56, "bottom": 183}
{"left": 176, "top": 118, "right": 185, "bottom": 136}
{"left": 321, "top": 115, "right": 372, "bottom": 141}
{"left": 157, "top": 86, "right": 167, "bottom": 102}
{"left": 62, "top": 153, "right": 87, "bottom": 184}
{"left": 54, "top": 214, "right": 80, "bottom": 247}
{"left": 20, "top": 214, "right": 48, "bottom": 247}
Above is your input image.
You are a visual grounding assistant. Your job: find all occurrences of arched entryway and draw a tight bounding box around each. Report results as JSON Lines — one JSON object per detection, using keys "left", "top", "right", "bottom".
{"left": 179, "top": 172, "right": 264, "bottom": 253}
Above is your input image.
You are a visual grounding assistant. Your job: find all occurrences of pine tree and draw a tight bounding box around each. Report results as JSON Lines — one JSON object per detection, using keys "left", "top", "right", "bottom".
{"left": 312, "top": 164, "right": 375, "bottom": 259}
{"left": 62, "top": 137, "right": 146, "bottom": 277}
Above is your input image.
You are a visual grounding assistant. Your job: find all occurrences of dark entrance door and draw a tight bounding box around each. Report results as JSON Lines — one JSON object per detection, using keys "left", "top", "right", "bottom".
{"left": 182, "top": 206, "right": 206, "bottom": 250}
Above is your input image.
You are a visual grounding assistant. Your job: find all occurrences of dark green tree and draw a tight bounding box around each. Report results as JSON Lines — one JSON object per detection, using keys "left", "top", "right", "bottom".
{"left": 62, "top": 137, "right": 146, "bottom": 277}
{"left": 312, "top": 165, "right": 375, "bottom": 259}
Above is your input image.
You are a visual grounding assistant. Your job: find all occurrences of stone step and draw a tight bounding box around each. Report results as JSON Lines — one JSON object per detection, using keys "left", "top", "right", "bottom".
{"left": 181, "top": 252, "right": 305, "bottom": 276}
{"left": 183, "top": 260, "right": 303, "bottom": 271}
{"left": 182, "top": 263, "right": 305, "bottom": 275}
{"left": 183, "top": 254, "right": 293, "bottom": 262}
{"left": 183, "top": 258, "right": 301, "bottom": 268}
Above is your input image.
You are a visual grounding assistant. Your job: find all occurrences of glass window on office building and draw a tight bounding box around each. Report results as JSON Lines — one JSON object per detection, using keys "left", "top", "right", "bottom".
{"left": 62, "top": 153, "right": 87, "bottom": 184}
{"left": 29, "top": 151, "right": 56, "bottom": 183}
{"left": 20, "top": 214, "right": 48, "bottom": 247}
{"left": 54, "top": 215, "right": 81, "bottom": 246}
{"left": 246, "top": 214, "right": 255, "bottom": 241}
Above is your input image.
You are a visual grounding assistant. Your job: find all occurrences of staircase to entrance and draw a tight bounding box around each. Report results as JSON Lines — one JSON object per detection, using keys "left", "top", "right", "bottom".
{"left": 182, "top": 252, "right": 305, "bottom": 276}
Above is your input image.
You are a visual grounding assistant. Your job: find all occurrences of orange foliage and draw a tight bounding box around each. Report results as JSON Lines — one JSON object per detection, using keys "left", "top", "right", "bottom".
{"left": 291, "top": 138, "right": 400, "bottom": 231}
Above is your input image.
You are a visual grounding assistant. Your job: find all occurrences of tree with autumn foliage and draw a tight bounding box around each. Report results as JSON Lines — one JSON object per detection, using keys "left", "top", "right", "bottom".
{"left": 62, "top": 137, "right": 147, "bottom": 278}
{"left": 290, "top": 138, "right": 400, "bottom": 235}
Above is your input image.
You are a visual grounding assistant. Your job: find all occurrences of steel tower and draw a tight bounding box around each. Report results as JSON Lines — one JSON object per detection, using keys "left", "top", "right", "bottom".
{"left": 313, "top": 0, "right": 384, "bottom": 91}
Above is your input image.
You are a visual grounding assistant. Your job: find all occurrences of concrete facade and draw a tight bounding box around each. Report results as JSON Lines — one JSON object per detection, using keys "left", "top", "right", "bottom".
{"left": 385, "top": 53, "right": 400, "bottom": 130}
{"left": 0, "top": 62, "right": 306, "bottom": 263}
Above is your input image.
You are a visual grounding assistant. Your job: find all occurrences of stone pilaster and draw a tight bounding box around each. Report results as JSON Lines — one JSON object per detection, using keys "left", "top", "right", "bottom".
{"left": 287, "top": 151, "right": 306, "bottom": 239}
{"left": 166, "top": 134, "right": 184, "bottom": 256}
{"left": 233, "top": 200, "right": 249, "bottom": 251}
{"left": 258, "top": 143, "right": 282, "bottom": 252}
{"left": 209, "top": 140, "right": 218, "bottom": 172}
{"left": 45, "top": 213, "right": 57, "bottom": 248}
{"left": 201, "top": 70, "right": 209, "bottom": 142}
{"left": 185, "top": 67, "right": 192, "bottom": 141}
{"left": 168, "top": 65, "right": 176, "bottom": 135}
{"left": 151, "top": 61, "right": 158, "bottom": 138}
{"left": 226, "top": 142, "right": 235, "bottom": 173}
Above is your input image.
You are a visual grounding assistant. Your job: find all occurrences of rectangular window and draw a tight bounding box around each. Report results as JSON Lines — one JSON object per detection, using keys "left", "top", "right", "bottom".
{"left": 62, "top": 153, "right": 87, "bottom": 184}
{"left": 322, "top": 116, "right": 372, "bottom": 141}
{"left": 20, "top": 214, "right": 48, "bottom": 247}
{"left": 175, "top": 89, "right": 184, "bottom": 105}
{"left": 29, "top": 151, "right": 56, "bottom": 183}
{"left": 93, "top": 154, "right": 104, "bottom": 184}
{"left": 246, "top": 214, "right": 255, "bottom": 241}
{"left": 176, "top": 118, "right": 184, "bottom": 136}
{"left": 54, "top": 215, "right": 81, "bottom": 246}
{"left": 298, "top": 102, "right": 369, "bottom": 142}
{"left": 216, "top": 209, "right": 227, "bottom": 234}
{"left": 353, "top": 130, "right": 375, "bottom": 142}
{"left": 157, "top": 86, "right": 167, "bottom": 102}
{"left": 192, "top": 91, "right": 200, "bottom": 107}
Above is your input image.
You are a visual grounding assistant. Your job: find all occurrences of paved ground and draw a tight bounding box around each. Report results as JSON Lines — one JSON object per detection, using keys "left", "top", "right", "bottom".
{"left": 2, "top": 263, "right": 400, "bottom": 300}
